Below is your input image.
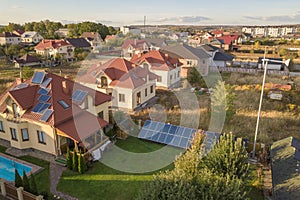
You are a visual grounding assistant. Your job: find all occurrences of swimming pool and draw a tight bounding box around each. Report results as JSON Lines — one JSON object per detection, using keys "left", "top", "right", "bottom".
{"left": 0, "top": 155, "right": 32, "bottom": 181}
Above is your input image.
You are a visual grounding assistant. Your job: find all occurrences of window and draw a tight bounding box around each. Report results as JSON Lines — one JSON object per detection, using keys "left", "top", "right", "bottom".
{"left": 10, "top": 128, "right": 17, "bottom": 141}
{"left": 100, "top": 76, "right": 108, "bottom": 88}
{"left": 203, "top": 60, "right": 206, "bottom": 64}
{"left": 150, "top": 85, "right": 154, "bottom": 93}
{"left": 119, "top": 94, "right": 125, "bottom": 102}
{"left": 98, "top": 111, "right": 104, "bottom": 119}
{"left": 37, "top": 130, "right": 46, "bottom": 144}
{"left": 170, "top": 75, "right": 173, "bottom": 80}
{"left": 145, "top": 88, "right": 148, "bottom": 97}
{"left": 157, "top": 76, "right": 162, "bottom": 82}
{"left": 187, "top": 60, "right": 192, "bottom": 65}
{"left": 177, "top": 71, "right": 180, "bottom": 78}
{"left": 58, "top": 100, "right": 70, "bottom": 109}
{"left": 21, "top": 128, "right": 29, "bottom": 141}
{"left": 0, "top": 121, "right": 4, "bottom": 132}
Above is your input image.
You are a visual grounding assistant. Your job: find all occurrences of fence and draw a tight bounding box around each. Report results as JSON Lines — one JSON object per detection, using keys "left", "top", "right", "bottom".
{"left": 0, "top": 179, "right": 43, "bottom": 200}
{"left": 210, "top": 66, "right": 291, "bottom": 76}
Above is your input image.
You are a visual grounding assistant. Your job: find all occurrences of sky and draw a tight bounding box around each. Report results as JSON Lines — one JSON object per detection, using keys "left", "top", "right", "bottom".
{"left": 1, "top": 0, "right": 300, "bottom": 26}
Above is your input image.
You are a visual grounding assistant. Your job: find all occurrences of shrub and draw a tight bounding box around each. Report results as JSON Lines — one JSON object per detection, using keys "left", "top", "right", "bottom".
{"left": 29, "top": 172, "right": 38, "bottom": 195}
{"left": 22, "top": 170, "right": 30, "bottom": 192}
{"left": 72, "top": 150, "right": 78, "bottom": 172}
{"left": 66, "top": 147, "right": 73, "bottom": 170}
{"left": 78, "top": 151, "right": 87, "bottom": 174}
{"left": 14, "top": 169, "right": 23, "bottom": 188}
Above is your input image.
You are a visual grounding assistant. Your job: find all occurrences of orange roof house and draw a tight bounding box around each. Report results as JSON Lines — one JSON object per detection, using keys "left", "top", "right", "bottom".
{"left": 77, "top": 58, "right": 157, "bottom": 111}
{"left": 0, "top": 71, "right": 111, "bottom": 156}
{"left": 131, "top": 50, "right": 181, "bottom": 88}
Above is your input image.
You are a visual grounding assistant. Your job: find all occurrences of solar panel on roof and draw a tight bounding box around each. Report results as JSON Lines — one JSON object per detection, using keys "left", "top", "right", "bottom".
{"left": 11, "top": 83, "right": 29, "bottom": 91}
{"left": 37, "top": 103, "right": 51, "bottom": 114}
{"left": 31, "top": 71, "right": 46, "bottom": 84}
{"left": 38, "top": 88, "right": 50, "bottom": 95}
{"left": 41, "top": 77, "right": 52, "bottom": 88}
{"left": 40, "top": 109, "right": 53, "bottom": 122}
{"left": 38, "top": 95, "right": 51, "bottom": 102}
{"left": 72, "top": 90, "right": 81, "bottom": 100}
{"left": 32, "top": 102, "right": 44, "bottom": 113}
{"left": 76, "top": 91, "right": 88, "bottom": 102}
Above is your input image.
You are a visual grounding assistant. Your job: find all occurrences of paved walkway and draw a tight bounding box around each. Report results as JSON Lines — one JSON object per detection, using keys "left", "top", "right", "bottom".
{"left": 50, "top": 162, "right": 78, "bottom": 200}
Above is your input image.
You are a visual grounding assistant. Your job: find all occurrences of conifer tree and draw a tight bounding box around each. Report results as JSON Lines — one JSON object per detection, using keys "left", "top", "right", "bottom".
{"left": 29, "top": 172, "right": 38, "bottom": 195}
{"left": 72, "top": 150, "right": 78, "bottom": 172}
{"left": 22, "top": 170, "right": 30, "bottom": 192}
{"left": 14, "top": 169, "right": 23, "bottom": 188}
{"left": 66, "top": 147, "right": 73, "bottom": 170}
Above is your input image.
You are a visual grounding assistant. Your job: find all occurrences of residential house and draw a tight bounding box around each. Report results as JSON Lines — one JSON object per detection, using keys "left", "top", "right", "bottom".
{"left": 122, "top": 39, "right": 150, "bottom": 59}
{"left": 162, "top": 44, "right": 211, "bottom": 77}
{"left": 0, "top": 71, "right": 112, "bottom": 156}
{"left": 55, "top": 28, "right": 70, "bottom": 38}
{"left": 200, "top": 44, "right": 234, "bottom": 68}
{"left": 81, "top": 32, "right": 103, "bottom": 52}
{"left": 104, "top": 35, "right": 118, "bottom": 43}
{"left": 77, "top": 58, "right": 157, "bottom": 111}
{"left": 35, "top": 39, "right": 75, "bottom": 60}
{"left": 0, "top": 32, "right": 21, "bottom": 46}
{"left": 216, "top": 35, "right": 240, "bottom": 51}
{"left": 169, "top": 33, "right": 181, "bottom": 41}
{"left": 13, "top": 30, "right": 25, "bottom": 37}
{"left": 66, "top": 38, "right": 91, "bottom": 51}
{"left": 131, "top": 50, "right": 181, "bottom": 88}
{"left": 14, "top": 54, "right": 41, "bottom": 68}
{"left": 242, "top": 26, "right": 297, "bottom": 38}
{"left": 21, "top": 31, "right": 44, "bottom": 45}
{"left": 257, "top": 57, "right": 284, "bottom": 70}
{"left": 270, "top": 137, "right": 300, "bottom": 199}
{"left": 144, "top": 38, "right": 168, "bottom": 50}
{"left": 120, "top": 26, "right": 141, "bottom": 35}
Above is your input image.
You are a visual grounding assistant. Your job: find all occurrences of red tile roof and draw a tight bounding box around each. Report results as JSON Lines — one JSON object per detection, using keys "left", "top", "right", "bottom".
{"left": 0, "top": 72, "right": 111, "bottom": 142}
{"left": 77, "top": 58, "right": 157, "bottom": 89}
{"left": 216, "top": 35, "right": 239, "bottom": 45}
{"left": 122, "top": 39, "right": 149, "bottom": 50}
{"left": 131, "top": 50, "right": 180, "bottom": 71}
{"left": 35, "top": 39, "right": 71, "bottom": 51}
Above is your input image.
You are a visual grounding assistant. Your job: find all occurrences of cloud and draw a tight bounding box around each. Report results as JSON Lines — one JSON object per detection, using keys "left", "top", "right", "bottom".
{"left": 9, "top": 5, "right": 23, "bottom": 9}
{"left": 154, "top": 16, "right": 211, "bottom": 24}
{"left": 243, "top": 14, "right": 300, "bottom": 22}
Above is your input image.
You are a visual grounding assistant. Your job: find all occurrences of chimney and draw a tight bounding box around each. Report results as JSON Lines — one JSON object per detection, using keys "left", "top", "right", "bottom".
{"left": 62, "top": 75, "right": 70, "bottom": 94}
{"left": 16, "top": 78, "right": 23, "bottom": 85}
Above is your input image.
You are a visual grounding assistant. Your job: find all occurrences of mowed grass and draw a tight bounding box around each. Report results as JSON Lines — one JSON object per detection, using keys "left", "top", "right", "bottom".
{"left": 57, "top": 137, "right": 175, "bottom": 200}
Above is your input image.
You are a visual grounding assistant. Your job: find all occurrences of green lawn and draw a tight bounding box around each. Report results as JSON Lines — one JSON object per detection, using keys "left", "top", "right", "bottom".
{"left": 0, "top": 145, "right": 7, "bottom": 153}
{"left": 58, "top": 137, "right": 174, "bottom": 200}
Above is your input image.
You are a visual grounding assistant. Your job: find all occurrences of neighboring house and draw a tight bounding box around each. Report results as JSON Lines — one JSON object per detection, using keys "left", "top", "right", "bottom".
{"left": 162, "top": 44, "right": 211, "bottom": 77}
{"left": 81, "top": 32, "right": 103, "bottom": 52}
{"left": 55, "top": 28, "right": 70, "bottom": 38}
{"left": 21, "top": 31, "right": 44, "bottom": 45}
{"left": 131, "top": 50, "right": 181, "bottom": 88}
{"left": 144, "top": 38, "right": 168, "bottom": 50}
{"left": 122, "top": 39, "right": 150, "bottom": 59}
{"left": 77, "top": 58, "right": 157, "bottom": 111}
{"left": 104, "top": 35, "right": 117, "bottom": 43}
{"left": 270, "top": 137, "right": 300, "bottom": 199}
{"left": 257, "top": 57, "right": 284, "bottom": 70}
{"left": 169, "top": 33, "right": 181, "bottom": 41}
{"left": 14, "top": 54, "right": 41, "bottom": 68}
{"left": 120, "top": 26, "right": 141, "bottom": 35}
{"left": 0, "top": 71, "right": 112, "bottom": 156}
{"left": 35, "top": 39, "right": 75, "bottom": 60}
{"left": 66, "top": 38, "right": 91, "bottom": 51}
{"left": 200, "top": 44, "right": 234, "bottom": 68}
{"left": 0, "top": 32, "right": 21, "bottom": 46}
{"left": 216, "top": 35, "right": 240, "bottom": 51}
{"left": 13, "top": 30, "right": 25, "bottom": 37}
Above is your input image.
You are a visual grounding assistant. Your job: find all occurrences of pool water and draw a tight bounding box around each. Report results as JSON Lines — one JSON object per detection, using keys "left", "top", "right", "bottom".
{"left": 0, "top": 155, "right": 32, "bottom": 181}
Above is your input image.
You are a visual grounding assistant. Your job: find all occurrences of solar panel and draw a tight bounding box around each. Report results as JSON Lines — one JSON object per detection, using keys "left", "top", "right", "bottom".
{"left": 38, "top": 88, "right": 50, "bottom": 95}
{"left": 31, "top": 71, "right": 46, "bottom": 84}
{"left": 58, "top": 100, "right": 70, "bottom": 109}
{"left": 11, "top": 83, "right": 29, "bottom": 91}
{"left": 38, "top": 95, "right": 51, "bottom": 102}
{"left": 294, "top": 150, "right": 300, "bottom": 161}
{"left": 138, "top": 120, "right": 197, "bottom": 149}
{"left": 40, "top": 109, "right": 53, "bottom": 122}
{"left": 292, "top": 138, "right": 300, "bottom": 150}
{"left": 72, "top": 90, "right": 88, "bottom": 102}
{"left": 32, "top": 102, "right": 44, "bottom": 113}
{"left": 41, "top": 77, "right": 52, "bottom": 88}
{"left": 37, "top": 103, "right": 51, "bottom": 114}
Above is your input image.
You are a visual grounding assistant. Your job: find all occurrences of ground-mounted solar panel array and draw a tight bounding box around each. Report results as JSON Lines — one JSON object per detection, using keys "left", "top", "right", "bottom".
{"left": 138, "top": 120, "right": 198, "bottom": 149}
{"left": 292, "top": 137, "right": 300, "bottom": 162}
{"left": 138, "top": 120, "right": 221, "bottom": 151}
{"left": 30, "top": 71, "right": 54, "bottom": 122}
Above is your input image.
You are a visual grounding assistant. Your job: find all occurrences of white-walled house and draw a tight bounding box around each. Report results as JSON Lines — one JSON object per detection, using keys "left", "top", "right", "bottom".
{"left": 0, "top": 32, "right": 21, "bottom": 45}
{"left": 257, "top": 57, "right": 284, "bottom": 70}
{"left": 200, "top": 44, "right": 234, "bottom": 68}
{"left": 122, "top": 39, "right": 150, "bottom": 59}
{"left": 77, "top": 58, "right": 157, "bottom": 111}
{"left": 131, "top": 50, "right": 181, "bottom": 88}
{"left": 21, "top": 31, "right": 44, "bottom": 44}
{"left": 35, "top": 39, "right": 75, "bottom": 60}
{"left": 81, "top": 32, "right": 103, "bottom": 52}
